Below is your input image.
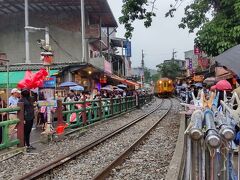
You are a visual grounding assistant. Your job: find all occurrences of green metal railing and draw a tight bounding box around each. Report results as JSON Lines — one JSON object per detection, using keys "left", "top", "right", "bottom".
{"left": 0, "top": 106, "right": 24, "bottom": 150}
{"left": 61, "top": 95, "right": 153, "bottom": 129}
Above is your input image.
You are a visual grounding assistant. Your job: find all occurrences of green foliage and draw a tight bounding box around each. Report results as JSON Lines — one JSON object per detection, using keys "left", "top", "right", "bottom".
{"left": 120, "top": 0, "right": 240, "bottom": 56}
{"left": 119, "top": 0, "right": 156, "bottom": 38}
{"left": 144, "top": 68, "right": 151, "bottom": 83}
{"left": 156, "top": 61, "right": 181, "bottom": 80}
{"left": 175, "top": 0, "right": 240, "bottom": 56}
{"left": 151, "top": 73, "right": 161, "bottom": 83}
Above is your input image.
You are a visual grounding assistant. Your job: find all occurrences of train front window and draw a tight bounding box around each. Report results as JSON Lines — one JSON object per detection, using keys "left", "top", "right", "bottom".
{"left": 163, "top": 82, "right": 167, "bottom": 87}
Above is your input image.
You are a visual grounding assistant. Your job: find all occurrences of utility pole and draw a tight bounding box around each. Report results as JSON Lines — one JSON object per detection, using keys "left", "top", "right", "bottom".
{"left": 172, "top": 49, "right": 177, "bottom": 60}
{"left": 141, "top": 50, "right": 144, "bottom": 88}
{"left": 81, "top": 0, "right": 86, "bottom": 63}
{"left": 25, "top": 0, "right": 30, "bottom": 63}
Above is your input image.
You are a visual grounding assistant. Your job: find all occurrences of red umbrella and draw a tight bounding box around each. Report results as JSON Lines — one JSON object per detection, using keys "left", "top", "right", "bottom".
{"left": 213, "top": 80, "right": 232, "bottom": 91}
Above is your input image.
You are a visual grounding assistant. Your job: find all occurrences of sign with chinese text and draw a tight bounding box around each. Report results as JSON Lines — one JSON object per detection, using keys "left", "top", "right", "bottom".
{"left": 198, "top": 57, "right": 209, "bottom": 69}
{"left": 124, "top": 41, "right": 132, "bottom": 57}
{"left": 187, "top": 58, "right": 193, "bottom": 69}
{"left": 194, "top": 46, "right": 201, "bottom": 55}
{"left": 43, "top": 76, "right": 56, "bottom": 88}
{"left": 38, "top": 100, "right": 57, "bottom": 107}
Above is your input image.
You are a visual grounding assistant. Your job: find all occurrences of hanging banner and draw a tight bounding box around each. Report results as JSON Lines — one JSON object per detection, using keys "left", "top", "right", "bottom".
{"left": 124, "top": 40, "right": 132, "bottom": 57}
{"left": 194, "top": 46, "right": 201, "bottom": 55}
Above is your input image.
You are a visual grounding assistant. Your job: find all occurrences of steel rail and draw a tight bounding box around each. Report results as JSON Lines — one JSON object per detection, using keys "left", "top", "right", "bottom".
{"left": 18, "top": 98, "right": 164, "bottom": 180}
{"left": 93, "top": 99, "right": 173, "bottom": 180}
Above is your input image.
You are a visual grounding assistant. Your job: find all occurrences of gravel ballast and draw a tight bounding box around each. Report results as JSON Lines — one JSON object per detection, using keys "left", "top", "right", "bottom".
{"left": 0, "top": 98, "right": 162, "bottom": 180}
{"left": 108, "top": 98, "right": 181, "bottom": 180}
{"left": 40, "top": 99, "right": 175, "bottom": 179}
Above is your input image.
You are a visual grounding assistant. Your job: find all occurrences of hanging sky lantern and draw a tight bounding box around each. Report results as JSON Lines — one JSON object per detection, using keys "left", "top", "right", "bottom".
{"left": 41, "top": 52, "right": 54, "bottom": 66}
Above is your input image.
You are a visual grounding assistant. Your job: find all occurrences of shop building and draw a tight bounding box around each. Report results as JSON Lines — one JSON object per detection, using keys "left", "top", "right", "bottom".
{"left": 0, "top": 0, "right": 138, "bottom": 91}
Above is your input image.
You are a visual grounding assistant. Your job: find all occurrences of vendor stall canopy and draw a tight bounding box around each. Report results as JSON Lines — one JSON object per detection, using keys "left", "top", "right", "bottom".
{"left": 215, "top": 44, "right": 240, "bottom": 76}
{"left": 0, "top": 0, "right": 117, "bottom": 27}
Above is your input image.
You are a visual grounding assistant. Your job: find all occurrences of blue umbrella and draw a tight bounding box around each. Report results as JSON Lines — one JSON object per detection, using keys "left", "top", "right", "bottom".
{"left": 195, "top": 83, "right": 203, "bottom": 88}
{"left": 60, "top": 82, "right": 78, "bottom": 87}
{"left": 70, "top": 85, "right": 84, "bottom": 91}
{"left": 117, "top": 84, "right": 127, "bottom": 88}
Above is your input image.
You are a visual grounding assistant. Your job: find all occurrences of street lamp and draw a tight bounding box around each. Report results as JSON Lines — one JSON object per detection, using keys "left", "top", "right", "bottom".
{"left": 0, "top": 58, "right": 10, "bottom": 105}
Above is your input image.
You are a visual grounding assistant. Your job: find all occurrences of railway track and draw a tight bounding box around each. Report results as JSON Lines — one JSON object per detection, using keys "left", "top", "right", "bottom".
{"left": 93, "top": 98, "right": 173, "bottom": 180}
{"left": 17, "top": 98, "right": 169, "bottom": 180}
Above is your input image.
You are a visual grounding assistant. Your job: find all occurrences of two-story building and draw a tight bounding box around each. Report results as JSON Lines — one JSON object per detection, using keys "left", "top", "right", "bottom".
{"left": 0, "top": 0, "right": 137, "bottom": 91}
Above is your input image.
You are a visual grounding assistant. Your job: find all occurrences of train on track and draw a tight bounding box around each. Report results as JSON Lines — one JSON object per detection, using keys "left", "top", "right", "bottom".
{"left": 154, "top": 77, "right": 174, "bottom": 97}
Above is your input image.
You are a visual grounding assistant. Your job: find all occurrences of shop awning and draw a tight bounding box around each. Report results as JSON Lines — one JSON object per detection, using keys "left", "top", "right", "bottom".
{"left": 215, "top": 67, "right": 233, "bottom": 81}
{"left": 110, "top": 74, "right": 140, "bottom": 87}
{"left": 0, "top": 70, "right": 58, "bottom": 88}
{"left": 123, "top": 80, "right": 140, "bottom": 87}
{"left": 215, "top": 44, "right": 240, "bottom": 76}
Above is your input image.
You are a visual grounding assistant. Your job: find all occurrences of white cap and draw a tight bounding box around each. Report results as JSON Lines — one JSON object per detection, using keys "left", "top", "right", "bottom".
{"left": 11, "top": 88, "right": 21, "bottom": 94}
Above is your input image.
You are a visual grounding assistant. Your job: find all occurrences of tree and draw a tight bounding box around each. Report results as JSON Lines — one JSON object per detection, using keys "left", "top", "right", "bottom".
{"left": 120, "top": 0, "right": 240, "bottom": 56}
{"left": 156, "top": 61, "right": 181, "bottom": 80}
{"left": 151, "top": 72, "right": 161, "bottom": 83}
{"left": 119, "top": 0, "right": 156, "bottom": 38}
{"left": 175, "top": 0, "right": 240, "bottom": 56}
{"left": 144, "top": 68, "right": 151, "bottom": 83}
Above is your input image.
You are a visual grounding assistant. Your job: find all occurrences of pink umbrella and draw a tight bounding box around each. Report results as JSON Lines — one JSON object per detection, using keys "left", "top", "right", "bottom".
{"left": 214, "top": 80, "right": 232, "bottom": 91}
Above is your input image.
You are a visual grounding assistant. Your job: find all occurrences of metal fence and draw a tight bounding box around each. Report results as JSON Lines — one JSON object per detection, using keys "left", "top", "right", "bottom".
{"left": 58, "top": 95, "right": 153, "bottom": 129}
{"left": 0, "top": 94, "right": 153, "bottom": 150}
{"left": 0, "top": 103, "right": 24, "bottom": 150}
{"left": 182, "top": 91, "right": 240, "bottom": 180}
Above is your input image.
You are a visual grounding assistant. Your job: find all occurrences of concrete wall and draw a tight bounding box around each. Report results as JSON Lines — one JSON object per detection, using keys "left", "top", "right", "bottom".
{"left": 0, "top": 15, "right": 83, "bottom": 64}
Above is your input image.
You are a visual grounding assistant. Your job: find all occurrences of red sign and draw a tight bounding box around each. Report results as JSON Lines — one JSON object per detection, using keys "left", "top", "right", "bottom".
{"left": 198, "top": 57, "right": 209, "bottom": 69}
{"left": 194, "top": 46, "right": 201, "bottom": 55}
{"left": 100, "top": 76, "right": 107, "bottom": 84}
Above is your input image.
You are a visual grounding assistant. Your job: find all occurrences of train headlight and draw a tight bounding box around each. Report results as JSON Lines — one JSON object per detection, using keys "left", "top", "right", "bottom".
{"left": 159, "top": 81, "right": 162, "bottom": 84}
{"left": 168, "top": 80, "right": 171, "bottom": 83}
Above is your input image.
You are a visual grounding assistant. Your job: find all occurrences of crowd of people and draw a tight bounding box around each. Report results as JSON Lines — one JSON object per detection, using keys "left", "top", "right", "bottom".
{"left": 0, "top": 86, "right": 151, "bottom": 152}
{"left": 0, "top": 88, "right": 35, "bottom": 152}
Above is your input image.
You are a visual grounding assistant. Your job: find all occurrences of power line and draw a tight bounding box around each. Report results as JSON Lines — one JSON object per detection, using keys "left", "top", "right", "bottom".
{"left": 49, "top": 34, "right": 81, "bottom": 62}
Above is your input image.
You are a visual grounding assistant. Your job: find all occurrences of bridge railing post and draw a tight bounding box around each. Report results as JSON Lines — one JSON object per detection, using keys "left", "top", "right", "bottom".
{"left": 17, "top": 102, "right": 24, "bottom": 147}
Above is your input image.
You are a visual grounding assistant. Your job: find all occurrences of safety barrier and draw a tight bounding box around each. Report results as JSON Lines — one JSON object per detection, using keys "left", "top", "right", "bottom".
{"left": 181, "top": 91, "right": 240, "bottom": 180}
{"left": 58, "top": 95, "right": 153, "bottom": 129}
{"left": 0, "top": 95, "right": 153, "bottom": 151}
{"left": 0, "top": 103, "right": 24, "bottom": 150}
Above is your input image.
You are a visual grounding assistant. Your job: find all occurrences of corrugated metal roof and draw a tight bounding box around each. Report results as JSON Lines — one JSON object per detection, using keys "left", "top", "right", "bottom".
{"left": 0, "top": 0, "right": 117, "bottom": 27}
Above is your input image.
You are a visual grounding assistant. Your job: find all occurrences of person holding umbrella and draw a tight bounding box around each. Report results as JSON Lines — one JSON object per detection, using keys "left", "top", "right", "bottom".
{"left": 210, "top": 80, "right": 233, "bottom": 107}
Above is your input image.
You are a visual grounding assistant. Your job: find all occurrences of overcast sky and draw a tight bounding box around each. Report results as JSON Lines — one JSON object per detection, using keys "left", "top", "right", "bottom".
{"left": 107, "top": 0, "right": 196, "bottom": 69}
